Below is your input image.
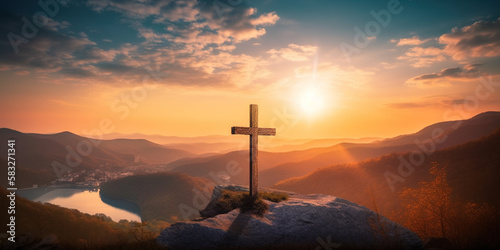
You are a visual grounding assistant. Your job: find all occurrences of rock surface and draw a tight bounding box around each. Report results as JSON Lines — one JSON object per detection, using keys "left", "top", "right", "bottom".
{"left": 157, "top": 186, "right": 423, "bottom": 249}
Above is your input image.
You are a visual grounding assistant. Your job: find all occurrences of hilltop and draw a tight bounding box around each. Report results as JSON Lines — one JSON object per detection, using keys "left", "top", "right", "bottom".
{"left": 157, "top": 185, "right": 422, "bottom": 249}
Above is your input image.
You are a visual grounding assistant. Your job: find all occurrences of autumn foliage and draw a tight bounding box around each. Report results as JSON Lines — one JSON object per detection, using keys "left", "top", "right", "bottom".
{"left": 397, "top": 163, "right": 499, "bottom": 248}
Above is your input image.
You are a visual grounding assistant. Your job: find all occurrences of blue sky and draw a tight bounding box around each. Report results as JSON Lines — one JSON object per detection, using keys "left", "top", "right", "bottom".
{"left": 1, "top": 0, "right": 499, "bottom": 138}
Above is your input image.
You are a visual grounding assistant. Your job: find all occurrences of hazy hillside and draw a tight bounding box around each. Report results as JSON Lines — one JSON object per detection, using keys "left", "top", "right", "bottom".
{"left": 0, "top": 129, "right": 130, "bottom": 187}
{"left": 104, "top": 131, "right": 380, "bottom": 154}
{"left": 375, "top": 111, "right": 500, "bottom": 148}
{"left": 273, "top": 128, "right": 500, "bottom": 217}
{"left": 259, "top": 142, "right": 411, "bottom": 187}
{"left": 264, "top": 137, "right": 381, "bottom": 152}
{"left": 0, "top": 129, "right": 192, "bottom": 187}
{"left": 170, "top": 111, "right": 500, "bottom": 187}
{"left": 3, "top": 112, "right": 499, "bottom": 189}
{"left": 99, "top": 138, "right": 193, "bottom": 164}
{"left": 103, "top": 133, "right": 265, "bottom": 154}
{"left": 32, "top": 130, "right": 193, "bottom": 165}
{"left": 33, "top": 131, "right": 135, "bottom": 165}
{"left": 100, "top": 172, "right": 214, "bottom": 222}
{"left": 167, "top": 145, "right": 354, "bottom": 186}
{"left": 103, "top": 133, "right": 245, "bottom": 145}
{"left": 0, "top": 129, "right": 131, "bottom": 168}
{"left": 163, "top": 141, "right": 241, "bottom": 155}
{"left": 169, "top": 142, "right": 413, "bottom": 187}
{"left": 261, "top": 111, "right": 500, "bottom": 186}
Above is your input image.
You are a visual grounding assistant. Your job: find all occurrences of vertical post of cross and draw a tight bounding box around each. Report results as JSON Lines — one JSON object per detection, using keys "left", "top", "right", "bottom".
{"left": 249, "top": 104, "right": 258, "bottom": 197}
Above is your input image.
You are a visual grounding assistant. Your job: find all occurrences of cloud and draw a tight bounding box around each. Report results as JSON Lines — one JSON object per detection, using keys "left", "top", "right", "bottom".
{"left": 15, "top": 70, "right": 30, "bottom": 75}
{"left": 387, "top": 102, "right": 429, "bottom": 109}
{"left": 380, "top": 62, "right": 398, "bottom": 69}
{"left": 89, "top": 0, "right": 279, "bottom": 44}
{"left": 406, "top": 64, "right": 482, "bottom": 87}
{"left": 0, "top": 14, "right": 96, "bottom": 72}
{"left": 396, "top": 46, "right": 446, "bottom": 68}
{"left": 439, "top": 17, "right": 500, "bottom": 60}
{"left": 84, "top": 0, "right": 280, "bottom": 89}
{"left": 0, "top": 12, "right": 153, "bottom": 84}
{"left": 395, "top": 17, "right": 500, "bottom": 68}
{"left": 267, "top": 44, "right": 317, "bottom": 62}
{"left": 45, "top": 19, "right": 71, "bottom": 32}
{"left": 0, "top": 2, "right": 281, "bottom": 90}
{"left": 388, "top": 96, "right": 472, "bottom": 109}
{"left": 87, "top": 0, "right": 185, "bottom": 20}
{"left": 250, "top": 11, "right": 280, "bottom": 26}
{"left": 391, "top": 35, "right": 432, "bottom": 46}
{"left": 198, "top": 6, "right": 279, "bottom": 43}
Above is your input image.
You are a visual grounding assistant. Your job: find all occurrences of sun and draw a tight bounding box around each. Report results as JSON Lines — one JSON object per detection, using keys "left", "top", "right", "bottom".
{"left": 298, "top": 87, "right": 325, "bottom": 116}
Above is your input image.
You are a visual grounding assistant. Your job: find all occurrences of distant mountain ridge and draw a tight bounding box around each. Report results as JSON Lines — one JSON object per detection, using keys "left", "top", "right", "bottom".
{"left": 103, "top": 131, "right": 381, "bottom": 154}
{"left": 0, "top": 128, "right": 193, "bottom": 188}
{"left": 170, "top": 111, "right": 500, "bottom": 187}
{"left": 1, "top": 111, "right": 499, "bottom": 188}
{"left": 375, "top": 111, "right": 500, "bottom": 148}
{"left": 261, "top": 111, "right": 500, "bottom": 186}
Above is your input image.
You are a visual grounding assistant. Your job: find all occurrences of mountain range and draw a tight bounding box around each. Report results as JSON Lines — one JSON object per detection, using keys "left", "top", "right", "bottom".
{"left": 1, "top": 111, "right": 499, "bottom": 191}
{"left": 102, "top": 132, "right": 380, "bottom": 154}
{"left": 0, "top": 129, "right": 192, "bottom": 187}
{"left": 169, "top": 111, "right": 500, "bottom": 187}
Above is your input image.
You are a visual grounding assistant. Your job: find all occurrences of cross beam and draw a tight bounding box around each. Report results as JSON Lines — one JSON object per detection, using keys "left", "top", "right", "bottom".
{"left": 231, "top": 104, "right": 276, "bottom": 197}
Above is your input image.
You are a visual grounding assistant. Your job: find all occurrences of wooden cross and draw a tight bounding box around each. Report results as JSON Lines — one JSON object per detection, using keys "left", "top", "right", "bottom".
{"left": 231, "top": 104, "right": 276, "bottom": 197}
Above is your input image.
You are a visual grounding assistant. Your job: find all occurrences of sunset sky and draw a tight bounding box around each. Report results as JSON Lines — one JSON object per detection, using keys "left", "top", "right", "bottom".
{"left": 1, "top": 0, "right": 500, "bottom": 139}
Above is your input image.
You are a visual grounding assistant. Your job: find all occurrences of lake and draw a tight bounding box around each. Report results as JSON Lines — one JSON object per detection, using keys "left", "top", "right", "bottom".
{"left": 17, "top": 187, "right": 141, "bottom": 222}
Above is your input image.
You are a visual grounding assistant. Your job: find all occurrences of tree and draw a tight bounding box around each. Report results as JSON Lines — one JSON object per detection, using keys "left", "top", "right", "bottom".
{"left": 400, "top": 162, "right": 451, "bottom": 239}
{"left": 398, "top": 162, "right": 498, "bottom": 248}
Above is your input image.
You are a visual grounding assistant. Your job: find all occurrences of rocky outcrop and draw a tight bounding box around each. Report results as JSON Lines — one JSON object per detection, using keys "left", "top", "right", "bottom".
{"left": 157, "top": 186, "right": 422, "bottom": 249}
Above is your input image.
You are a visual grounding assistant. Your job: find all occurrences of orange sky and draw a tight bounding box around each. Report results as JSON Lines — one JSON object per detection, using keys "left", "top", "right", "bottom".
{"left": 1, "top": 68, "right": 498, "bottom": 139}
{"left": 1, "top": 1, "right": 500, "bottom": 139}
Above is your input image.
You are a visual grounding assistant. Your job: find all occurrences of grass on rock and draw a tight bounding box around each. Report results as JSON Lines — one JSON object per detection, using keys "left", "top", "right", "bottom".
{"left": 215, "top": 190, "right": 289, "bottom": 217}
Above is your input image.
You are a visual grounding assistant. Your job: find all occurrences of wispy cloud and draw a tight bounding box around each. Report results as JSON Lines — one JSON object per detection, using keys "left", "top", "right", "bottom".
{"left": 15, "top": 70, "right": 30, "bottom": 75}
{"left": 406, "top": 64, "right": 482, "bottom": 87}
{"left": 391, "top": 35, "right": 432, "bottom": 46}
{"left": 397, "top": 46, "right": 446, "bottom": 68}
{"left": 267, "top": 44, "right": 317, "bottom": 62}
{"left": 388, "top": 96, "right": 474, "bottom": 109}
{"left": 45, "top": 19, "right": 71, "bottom": 32}
{"left": 50, "top": 99, "right": 85, "bottom": 107}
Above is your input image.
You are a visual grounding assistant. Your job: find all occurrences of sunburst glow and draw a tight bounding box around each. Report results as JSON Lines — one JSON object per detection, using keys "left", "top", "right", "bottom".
{"left": 298, "top": 87, "right": 325, "bottom": 116}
